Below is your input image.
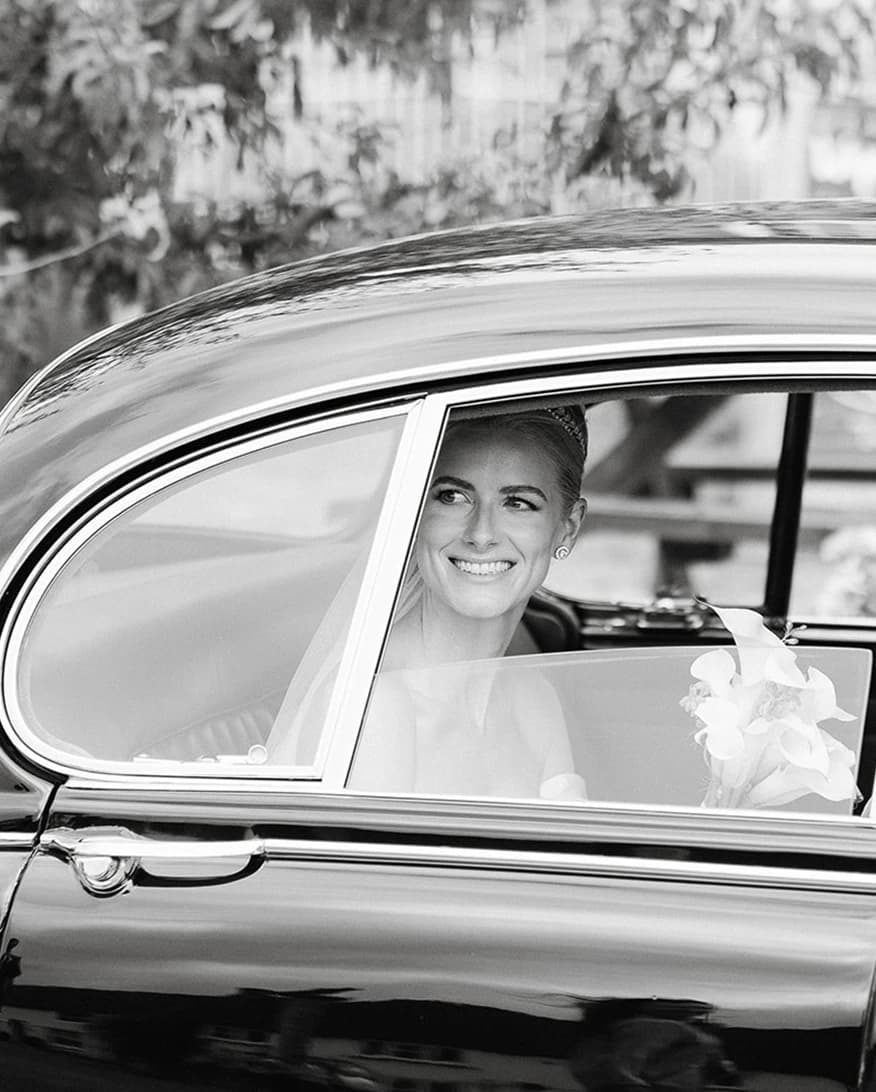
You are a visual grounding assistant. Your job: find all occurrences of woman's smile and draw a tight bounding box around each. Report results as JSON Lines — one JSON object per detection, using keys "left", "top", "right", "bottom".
{"left": 450, "top": 558, "right": 514, "bottom": 576}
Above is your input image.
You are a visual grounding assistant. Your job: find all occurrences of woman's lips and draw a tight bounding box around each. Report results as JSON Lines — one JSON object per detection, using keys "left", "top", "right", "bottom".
{"left": 451, "top": 558, "right": 513, "bottom": 575}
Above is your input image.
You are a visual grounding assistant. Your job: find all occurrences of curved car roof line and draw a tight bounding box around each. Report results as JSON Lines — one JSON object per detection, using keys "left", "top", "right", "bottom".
{"left": 7, "top": 197, "right": 876, "bottom": 429}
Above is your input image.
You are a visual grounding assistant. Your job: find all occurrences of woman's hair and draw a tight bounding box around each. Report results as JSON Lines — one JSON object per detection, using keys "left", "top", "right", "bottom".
{"left": 441, "top": 406, "right": 588, "bottom": 515}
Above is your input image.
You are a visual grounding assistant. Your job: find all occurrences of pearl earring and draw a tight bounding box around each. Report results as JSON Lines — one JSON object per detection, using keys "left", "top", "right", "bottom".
{"left": 554, "top": 544, "right": 570, "bottom": 560}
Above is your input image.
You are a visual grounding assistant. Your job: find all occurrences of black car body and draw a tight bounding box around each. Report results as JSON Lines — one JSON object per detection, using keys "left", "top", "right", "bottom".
{"left": 1, "top": 201, "right": 876, "bottom": 1090}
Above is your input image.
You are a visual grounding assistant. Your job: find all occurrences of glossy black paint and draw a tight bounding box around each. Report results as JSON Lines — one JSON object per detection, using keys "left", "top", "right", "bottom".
{"left": 1, "top": 781, "right": 875, "bottom": 1088}
{"left": 4, "top": 816, "right": 875, "bottom": 1091}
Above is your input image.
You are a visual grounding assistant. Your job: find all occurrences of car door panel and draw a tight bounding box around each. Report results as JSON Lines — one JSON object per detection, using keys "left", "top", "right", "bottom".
{"left": 2, "top": 800, "right": 875, "bottom": 1091}
{"left": 0, "top": 761, "right": 53, "bottom": 923}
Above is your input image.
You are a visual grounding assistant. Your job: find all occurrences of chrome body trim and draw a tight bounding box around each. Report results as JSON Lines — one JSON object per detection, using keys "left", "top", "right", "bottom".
{"left": 51, "top": 784, "right": 876, "bottom": 860}
{"left": 0, "top": 833, "right": 35, "bottom": 849}
{"left": 0, "top": 404, "right": 415, "bottom": 781}
{"left": 39, "top": 828, "right": 876, "bottom": 894}
{"left": 42, "top": 829, "right": 265, "bottom": 861}
{"left": 254, "top": 838, "right": 876, "bottom": 894}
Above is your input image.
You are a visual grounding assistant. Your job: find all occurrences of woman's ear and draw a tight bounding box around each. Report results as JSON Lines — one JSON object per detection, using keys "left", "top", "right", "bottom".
{"left": 561, "top": 496, "right": 587, "bottom": 551}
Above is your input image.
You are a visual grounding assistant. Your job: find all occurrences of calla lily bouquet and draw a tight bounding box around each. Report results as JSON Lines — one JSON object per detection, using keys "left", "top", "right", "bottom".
{"left": 681, "top": 606, "right": 860, "bottom": 810}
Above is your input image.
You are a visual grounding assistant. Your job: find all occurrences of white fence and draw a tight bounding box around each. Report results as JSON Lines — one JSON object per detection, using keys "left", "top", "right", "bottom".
{"left": 173, "top": 1, "right": 875, "bottom": 211}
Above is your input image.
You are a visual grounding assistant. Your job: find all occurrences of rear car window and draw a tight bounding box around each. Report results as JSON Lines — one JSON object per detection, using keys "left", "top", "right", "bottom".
{"left": 12, "top": 413, "right": 404, "bottom": 772}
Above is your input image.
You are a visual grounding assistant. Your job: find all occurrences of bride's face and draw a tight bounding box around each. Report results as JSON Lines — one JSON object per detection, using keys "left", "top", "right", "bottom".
{"left": 416, "top": 429, "right": 578, "bottom": 622}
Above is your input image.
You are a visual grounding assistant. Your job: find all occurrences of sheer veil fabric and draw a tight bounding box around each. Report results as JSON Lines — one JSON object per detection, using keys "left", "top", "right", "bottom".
{"left": 267, "top": 555, "right": 587, "bottom": 801}
{"left": 266, "top": 555, "right": 368, "bottom": 766}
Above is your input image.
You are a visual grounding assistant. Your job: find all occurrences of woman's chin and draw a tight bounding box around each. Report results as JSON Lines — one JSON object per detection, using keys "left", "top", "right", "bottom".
{"left": 445, "top": 589, "right": 523, "bottom": 622}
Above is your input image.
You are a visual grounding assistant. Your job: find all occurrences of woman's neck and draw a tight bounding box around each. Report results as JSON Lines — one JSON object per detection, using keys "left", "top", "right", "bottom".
{"left": 385, "top": 593, "right": 523, "bottom": 670}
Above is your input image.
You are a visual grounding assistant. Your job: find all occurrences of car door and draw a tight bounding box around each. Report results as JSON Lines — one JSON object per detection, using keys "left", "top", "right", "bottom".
{"left": 2, "top": 359, "right": 876, "bottom": 1092}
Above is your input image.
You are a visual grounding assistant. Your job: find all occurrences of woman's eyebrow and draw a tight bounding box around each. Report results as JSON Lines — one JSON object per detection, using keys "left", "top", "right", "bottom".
{"left": 500, "top": 485, "right": 548, "bottom": 501}
{"left": 431, "top": 474, "right": 473, "bottom": 490}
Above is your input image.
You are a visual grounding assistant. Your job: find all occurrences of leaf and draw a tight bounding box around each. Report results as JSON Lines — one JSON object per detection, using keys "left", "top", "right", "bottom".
{"left": 209, "top": 0, "right": 256, "bottom": 32}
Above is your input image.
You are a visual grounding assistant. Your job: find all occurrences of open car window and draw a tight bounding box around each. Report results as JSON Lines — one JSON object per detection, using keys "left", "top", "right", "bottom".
{"left": 346, "top": 384, "right": 876, "bottom": 815}
{"left": 11, "top": 412, "right": 406, "bottom": 773}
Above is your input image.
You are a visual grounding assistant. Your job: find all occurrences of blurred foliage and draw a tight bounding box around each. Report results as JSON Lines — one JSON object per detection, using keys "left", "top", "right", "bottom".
{"left": 551, "top": 0, "right": 871, "bottom": 201}
{"left": 0, "top": 0, "right": 871, "bottom": 402}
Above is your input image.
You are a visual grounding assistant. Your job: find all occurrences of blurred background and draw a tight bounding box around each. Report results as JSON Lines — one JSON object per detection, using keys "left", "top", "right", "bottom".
{"left": 2, "top": 0, "right": 875, "bottom": 404}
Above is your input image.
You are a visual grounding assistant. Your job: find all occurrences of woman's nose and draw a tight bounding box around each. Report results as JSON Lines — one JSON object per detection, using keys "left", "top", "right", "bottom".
{"left": 464, "top": 502, "right": 498, "bottom": 549}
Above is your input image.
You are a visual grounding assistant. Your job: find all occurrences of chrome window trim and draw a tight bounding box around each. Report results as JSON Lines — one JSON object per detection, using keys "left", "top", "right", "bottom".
{"left": 1, "top": 403, "right": 419, "bottom": 782}
{"left": 412, "top": 355, "right": 876, "bottom": 411}
{"left": 258, "top": 838, "right": 876, "bottom": 894}
{"left": 319, "top": 395, "right": 448, "bottom": 786}
{"left": 3, "top": 335, "right": 874, "bottom": 607}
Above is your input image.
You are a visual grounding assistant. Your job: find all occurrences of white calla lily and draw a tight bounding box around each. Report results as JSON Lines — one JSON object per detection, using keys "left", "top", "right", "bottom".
{"left": 690, "top": 648, "right": 736, "bottom": 696}
{"left": 803, "top": 667, "right": 855, "bottom": 723}
{"left": 692, "top": 696, "right": 744, "bottom": 761}
{"left": 709, "top": 606, "right": 784, "bottom": 684}
{"left": 681, "top": 604, "right": 859, "bottom": 811}
{"left": 763, "top": 646, "right": 807, "bottom": 688}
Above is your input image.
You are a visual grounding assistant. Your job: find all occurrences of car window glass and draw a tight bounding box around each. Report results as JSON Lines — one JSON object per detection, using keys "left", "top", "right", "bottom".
{"left": 348, "top": 646, "right": 870, "bottom": 813}
{"left": 544, "top": 392, "right": 784, "bottom": 608}
{"left": 15, "top": 414, "right": 404, "bottom": 770}
{"left": 790, "top": 390, "right": 876, "bottom": 620}
{"left": 346, "top": 392, "right": 873, "bottom": 814}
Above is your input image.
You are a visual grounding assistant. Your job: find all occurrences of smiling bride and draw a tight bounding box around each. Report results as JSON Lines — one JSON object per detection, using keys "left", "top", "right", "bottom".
{"left": 347, "top": 406, "right": 590, "bottom": 800}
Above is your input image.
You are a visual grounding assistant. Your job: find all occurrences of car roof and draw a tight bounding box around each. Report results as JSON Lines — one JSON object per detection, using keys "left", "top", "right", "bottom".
{"left": 2, "top": 198, "right": 876, "bottom": 573}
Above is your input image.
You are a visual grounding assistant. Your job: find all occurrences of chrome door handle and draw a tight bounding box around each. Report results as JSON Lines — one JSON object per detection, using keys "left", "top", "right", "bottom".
{"left": 41, "top": 828, "right": 266, "bottom": 897}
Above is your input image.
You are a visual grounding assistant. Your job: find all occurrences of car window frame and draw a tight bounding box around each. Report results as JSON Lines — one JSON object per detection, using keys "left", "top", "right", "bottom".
{"left": 1, "top": 400, "right": 429, "bottom": 784}
{"left": 5, "top": 352, "right": 875, "bottom": 814}
{"left": 330, "top": 354, "right": 876, "bottom": 806}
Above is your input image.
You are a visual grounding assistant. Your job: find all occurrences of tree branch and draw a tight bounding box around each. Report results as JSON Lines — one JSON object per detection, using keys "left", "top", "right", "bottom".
{"left": 0, "top": 231, "right": 120, "bottom": 279}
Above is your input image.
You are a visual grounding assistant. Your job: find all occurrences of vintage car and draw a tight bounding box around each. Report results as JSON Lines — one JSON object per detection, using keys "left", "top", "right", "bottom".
{"left": 1, "top": 201, "right": 875, "bottom": 1090}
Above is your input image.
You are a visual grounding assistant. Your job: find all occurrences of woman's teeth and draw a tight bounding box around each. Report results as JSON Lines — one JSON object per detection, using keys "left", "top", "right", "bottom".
{"left": 452, "top": 559, "right": 512, "bottom": 575}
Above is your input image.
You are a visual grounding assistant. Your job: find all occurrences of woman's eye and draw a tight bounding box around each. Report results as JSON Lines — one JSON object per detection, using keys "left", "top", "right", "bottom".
{"left": 435, "top": 488, "right": 467, "bottom": 505}
{"left": 504, "top": 495, "right": 537, "bottom": 511}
